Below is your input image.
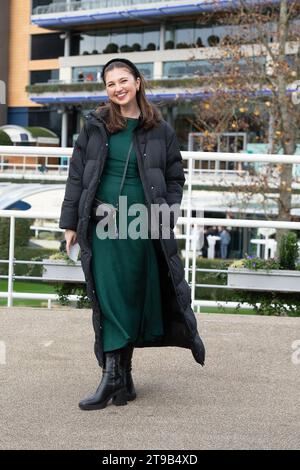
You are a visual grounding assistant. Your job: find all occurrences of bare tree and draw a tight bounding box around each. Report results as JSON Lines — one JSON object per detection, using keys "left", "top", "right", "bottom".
{"left": 190, "top": 0, "right": 300, "bottom": 244}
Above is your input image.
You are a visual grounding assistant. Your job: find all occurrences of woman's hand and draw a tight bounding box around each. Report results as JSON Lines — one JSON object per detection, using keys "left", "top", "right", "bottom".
{"left": 65, "top": 229, "right": 77, "bottom": 256}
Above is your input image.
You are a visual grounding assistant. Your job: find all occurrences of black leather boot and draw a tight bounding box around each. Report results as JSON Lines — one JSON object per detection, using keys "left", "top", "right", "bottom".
{"left": 79, "top": 350, "right": 127, "bottom": 410}
{"left": 112, "top": 344, "right": 136, "bottom": 404}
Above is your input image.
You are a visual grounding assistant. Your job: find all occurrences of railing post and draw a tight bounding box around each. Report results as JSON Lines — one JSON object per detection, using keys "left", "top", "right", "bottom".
{"left": 7, "top": 215, "right": 15, "bottom": 307}
{"left": 185, "top": 155, "right": 193, "bottom": 282}
{"left": 191, "top": 222, "right": 197, "bottom": 311}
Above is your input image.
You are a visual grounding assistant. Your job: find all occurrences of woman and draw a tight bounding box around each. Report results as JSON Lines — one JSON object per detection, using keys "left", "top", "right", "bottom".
{"left": 59, "top": 58, "right": 205, "bottom": 411}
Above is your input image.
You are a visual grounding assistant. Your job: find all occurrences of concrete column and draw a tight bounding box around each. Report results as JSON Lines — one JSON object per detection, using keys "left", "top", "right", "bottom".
{"left": 64, "top": 31, "right": 71, "bottom": 57}
{"left": 61, "top": 107, "right": 68, "bottom": 148}
{"left": 160, "top": 23, "right": 165, "bottom": 51}
{"left": 60, "top": 66, "right": 72, "bottom": 83}
{"left": 153, "top": 61, "right": 163, "bottom": 79}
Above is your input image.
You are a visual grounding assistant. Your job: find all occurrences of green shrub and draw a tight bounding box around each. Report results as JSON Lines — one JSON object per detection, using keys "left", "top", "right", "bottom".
{"left": 0, "top": 246, "right": 56, "bottom": 276}
{"left": 0, "top": 217, "right": 33, "bottom": 252}
{"left": 234, "top": 256, "right": 280, "bottom": 271}
{"left": 103, "top": 43, "right": 118, "bottom": 53}
{"left": 120, "top": 44, "right": 132, "bottom": 52}
{"left": 0, "top": 130, "right": 13, "bottom": 146}
{"left": 54, "top": 282, "right": 91, "bottom": 309}
{"left": 278, "top": 232, "right": 299, "bottom": 270}
{"left": 131, "top": 43, "right": 141, "bottom": 51}
{"left": 232, "top": 290, "right": 300, "bottom": 316}
{"left": 165, "top": 40, "right": 174, "bottom": 49}
{"left": 145, "top": 42, "right": 156, "bottom": 51}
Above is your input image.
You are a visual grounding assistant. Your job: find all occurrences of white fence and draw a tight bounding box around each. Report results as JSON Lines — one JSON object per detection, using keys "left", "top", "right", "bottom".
{"left": 1, "top": 147, "right": 300, "bottom": 311}
{"left": 3, "top": 146, "right": 300, "bottom": 184}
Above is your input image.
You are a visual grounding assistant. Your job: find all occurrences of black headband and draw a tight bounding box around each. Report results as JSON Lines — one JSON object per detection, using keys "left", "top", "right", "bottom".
{"left": 101, "top": 58, "right": 141, "bottom": 84}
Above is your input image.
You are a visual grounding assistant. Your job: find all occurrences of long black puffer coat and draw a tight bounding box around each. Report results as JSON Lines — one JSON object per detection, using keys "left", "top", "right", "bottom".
{"left": 59, "top": 108, "right": 205, "bottom": 368}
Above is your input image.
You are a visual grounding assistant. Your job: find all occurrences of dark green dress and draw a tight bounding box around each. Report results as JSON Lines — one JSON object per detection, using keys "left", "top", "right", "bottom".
{"left": 91, "top": 117, "right": 164, "bottom": 352}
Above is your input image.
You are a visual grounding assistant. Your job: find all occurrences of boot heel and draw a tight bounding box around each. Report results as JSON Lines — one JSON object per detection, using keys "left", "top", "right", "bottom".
{"left": 112, "top": 389, "right": 127, "bottom": 406}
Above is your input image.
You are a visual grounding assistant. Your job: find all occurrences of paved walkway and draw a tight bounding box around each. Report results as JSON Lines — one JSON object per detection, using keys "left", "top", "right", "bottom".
{"left": 0, "top": 308, "right": 299, "bottom": 450}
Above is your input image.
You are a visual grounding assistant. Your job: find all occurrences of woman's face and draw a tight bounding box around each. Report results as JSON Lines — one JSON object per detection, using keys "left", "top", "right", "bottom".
{"left": 105, "top": 67, "right": 140, "bottom": 107}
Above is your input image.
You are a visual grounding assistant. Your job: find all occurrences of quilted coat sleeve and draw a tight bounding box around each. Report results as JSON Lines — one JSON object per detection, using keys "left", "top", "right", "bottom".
{"left": 164, "top": 123, "right": 186, "bottom": 228}
{"left": 59, "top": 124, "right": 88, "bottom": 231}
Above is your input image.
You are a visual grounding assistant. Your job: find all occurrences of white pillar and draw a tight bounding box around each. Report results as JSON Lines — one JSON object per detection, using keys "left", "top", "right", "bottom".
{"left": 61, "top": 107, "right": 68, "bottom": 148}
{"left": 153, "top": 61, "right": 163, "bottom": 79}
{"left": 64, "top": 31, "right": 71, "bottom": 57}
{"left": 184, "top": 156, "right": 193, "bottom": 282}
{"left": 160, "top": 23, "right": 165, "bottom": 51}
{"left": 7, "top": 216, "right": 15, "bottom": 307}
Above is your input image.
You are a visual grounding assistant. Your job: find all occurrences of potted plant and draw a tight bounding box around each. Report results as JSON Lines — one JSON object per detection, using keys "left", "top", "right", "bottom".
{"left": 176, "top": 42, "right": 190, "bottom": 49}
{"left": 227, "top": 232, "right": 300, "bottom": 292}
{"left": 120, "top": 44, "right": 132, "bottom": 53}
{"left": 195, "top": 37, "right": 204, "bottom": 48}
{"left": 103, "top": 43, "right": 119, "bottom": 54}
{"left": 131, "top": 43, "right": 141, "bottom": 52}
{"left": 165, "top": 40, "right": 174, "bottom": 49}
{"left": 42, "top": 251, "right": 85, "bottom": 282}
{"left": 208, "top": 35, "right": 220, "bottom": 47}
{"left": 145, "top": 42, "right": 156, "bottom": 51}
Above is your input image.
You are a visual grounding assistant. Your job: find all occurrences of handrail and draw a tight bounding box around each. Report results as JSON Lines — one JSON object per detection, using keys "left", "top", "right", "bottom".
{"left": 32, "top": 0, "right": 192, "bottom": 15}
{"left": 1, "top": 209, "right": 300, "bottom": 308}
{"left": 2, "top": 146, "right": 300, "bottom": 163}
{"left": 3, "top": 147, "right": 300, "bottom": 182}
{"left": 1, "top": 146, "right": 300, "bottom": 310}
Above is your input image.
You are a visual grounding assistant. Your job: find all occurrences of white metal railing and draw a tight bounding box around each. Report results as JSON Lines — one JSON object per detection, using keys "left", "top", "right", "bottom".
{"left": 1, "top": 210, "right": 300, "bottom": 310}
{"left": 2, "top": 146, "right": 300, "bottom": 182}
{"left": 0, "top": 146, "right": 71, "bottom": 181}
{"left": 32, "top": 0, "right": 194, "bottom": 15}
{"left": 1, "top": 148, "right": 300, "bottom": 310}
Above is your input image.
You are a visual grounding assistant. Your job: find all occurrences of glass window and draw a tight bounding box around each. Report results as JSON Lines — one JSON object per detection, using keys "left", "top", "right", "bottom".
{"left": 174, "top": 23, "right": 195, "bottom": 47}
{"left": 127, "top": 27, "right": 143, "bottom": 50}
{"left": 28, "top": 108, "right": 62, "bottom": 138}
{"left": 72, "top": 63, "right": 153, "bottom": 82}
{"left": 163, "top": 57, "right": 266, "bottom": 78}
{"left": 30, "top": 69, "right": 59, "bottom": 85}
{"left": 136, "top": 63, "right": 153, "bottom": 79}
{"left": 285, "top": 54, "right": 297, "bottom": 69}
{"left": 32, "top": 0, "right": 53, "bottom": 13}
{"left": 289, "top": 19, "right": 300, "bottom": 40}
{"left": 165, "top": 18, "right": 281, "bottom": 49}
{"left": 79, "top": 31, "right": 98, "bottom": 55}
{"left": 109, "top": 27, "right": 126, "bottom": 52}
{"left": 142, "top": 26, "right": 160, "bottom": 51}
{"left": 73, "top": 66, "right": 103, "bottom": 82}
{"left": 31, "top": 33, "right": 64, "bottom": 60}
{"left": 71, "top": 25, "right": 160, "bottom": 56}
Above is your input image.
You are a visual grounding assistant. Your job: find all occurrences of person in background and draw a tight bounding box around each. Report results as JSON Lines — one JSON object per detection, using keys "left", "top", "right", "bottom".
{"left": 85, "top": 72, "right": 94, "bottom": 82}
{"left": 220, "top": 227, "right": 231, "bottom": 259}
{"left": 77, "top": 70, "right": 84, "bottom": 82}
{"left": 201, "top": 227, "right": 209, "bottom": 258}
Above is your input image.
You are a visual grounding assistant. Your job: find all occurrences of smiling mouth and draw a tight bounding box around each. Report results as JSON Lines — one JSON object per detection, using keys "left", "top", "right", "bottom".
{"left": 116, "top": 93, "right": 127, "bottom": 98}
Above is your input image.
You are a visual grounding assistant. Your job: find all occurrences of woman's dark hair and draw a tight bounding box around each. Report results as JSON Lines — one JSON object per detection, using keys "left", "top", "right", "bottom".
{"left": 96, "top": 59, "right": 162, "bottom": 133}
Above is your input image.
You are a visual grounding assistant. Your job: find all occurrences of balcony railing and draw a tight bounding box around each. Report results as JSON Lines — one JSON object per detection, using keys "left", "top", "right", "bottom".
{"left": 1, "top": 147, "right": 300, "bottom": 310}
{"left": 32, "top": 0, "right": 189, "bottom": 15}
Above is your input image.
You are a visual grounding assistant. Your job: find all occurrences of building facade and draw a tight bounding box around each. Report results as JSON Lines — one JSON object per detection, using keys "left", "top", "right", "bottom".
{"left": 6, "top": 0, "right": 62, "bottom": 136}
{"left": 0, "top": 0, "right": 10, "bottom": 126}
{"left": 5, "top": 0, "right": 300, "bottom": 147}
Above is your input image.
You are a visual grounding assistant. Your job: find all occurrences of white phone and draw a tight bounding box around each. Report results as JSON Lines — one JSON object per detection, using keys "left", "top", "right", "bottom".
{"left": 68, "top": 242, "right": 80, "bottom": 262}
